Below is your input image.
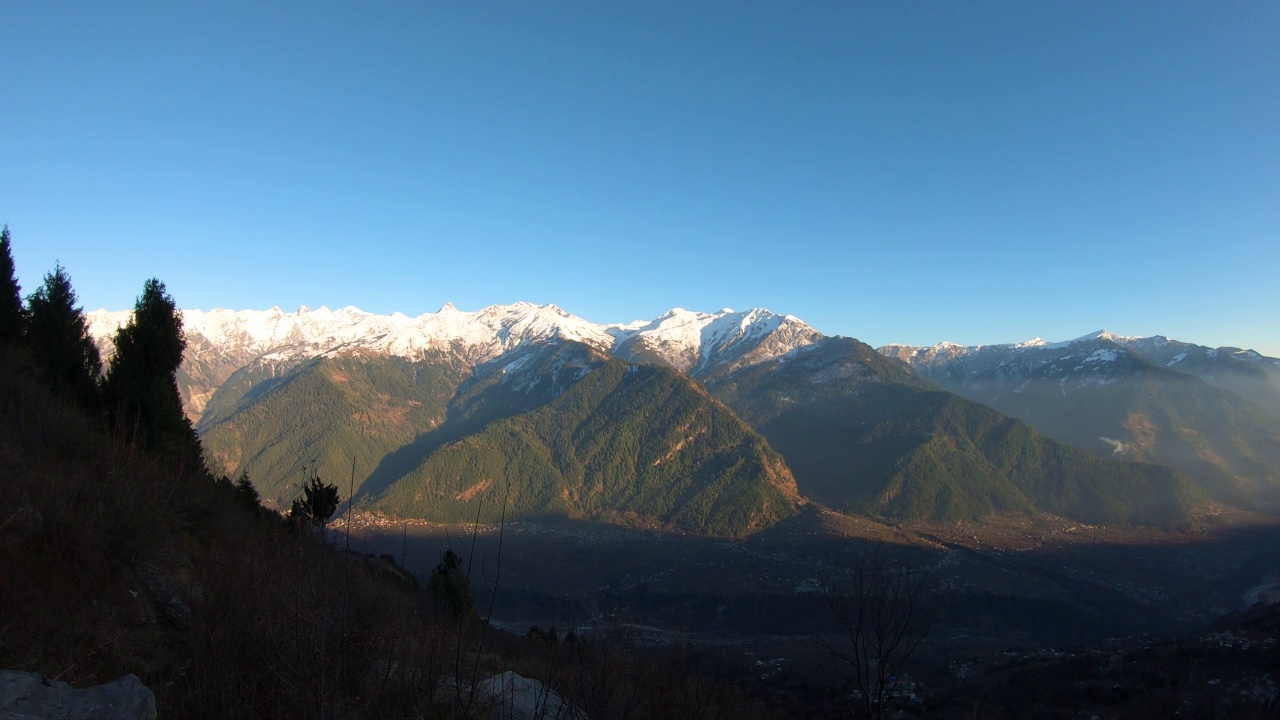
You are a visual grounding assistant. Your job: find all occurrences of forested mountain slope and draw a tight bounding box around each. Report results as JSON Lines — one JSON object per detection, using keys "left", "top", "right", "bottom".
{"left": 882, "top": 337, "right": 1280, "bottom": 506}
{"left": 710, "top": 338, "right": 1206, "bottom": 527}
{"left": 374, "top": 358, "right": 799, "bottom": 536}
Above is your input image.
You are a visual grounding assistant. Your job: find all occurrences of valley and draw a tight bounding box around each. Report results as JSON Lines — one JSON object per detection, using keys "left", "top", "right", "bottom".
{"left": 341, "top": 504, "right": 1280, "bottom": 715}
{"left": 344, "top": 505, "right": 1280, "bottom": 639}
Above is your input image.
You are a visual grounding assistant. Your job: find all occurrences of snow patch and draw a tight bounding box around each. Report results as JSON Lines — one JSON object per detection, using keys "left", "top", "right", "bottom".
{"left": 1099, "top": 437, "right": 1126, "bottom": 455}
{"left": 1083, "top": 348, "right": 1120, "bottom": 364}
{"left": 502, "top": 353, "right": 536, "bottom": 375}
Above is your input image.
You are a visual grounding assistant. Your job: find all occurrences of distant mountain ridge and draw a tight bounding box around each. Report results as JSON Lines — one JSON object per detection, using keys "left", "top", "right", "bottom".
{"left": 880, "top": 331, "right": 1280, "bottom": 506}
{"left": 881, "top": 330, "right": 1280, "bottom": 414}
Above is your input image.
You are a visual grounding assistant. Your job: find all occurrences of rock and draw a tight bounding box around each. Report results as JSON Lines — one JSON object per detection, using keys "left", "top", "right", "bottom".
{"left": 134, "top": 561, "right": 191, "bottom": 628}
{"left": 0, "top": 670, "right": 157, "bottom": 720}
{"left": 446, "top": 671, "right": 587, "bottom": 720}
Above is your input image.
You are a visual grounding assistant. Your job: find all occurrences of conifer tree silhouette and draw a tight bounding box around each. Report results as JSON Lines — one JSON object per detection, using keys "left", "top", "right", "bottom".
{"left": 0, "top": 226, "right": 24, "bottom": 344}
{"left": 103, "top": 278, "right": 200, "bottom": 464}
{"left": 26, "top": 263, "right": 101, "bottom": 410}
{"left": 290, "top": 472, "right": 340, "bottom": 527}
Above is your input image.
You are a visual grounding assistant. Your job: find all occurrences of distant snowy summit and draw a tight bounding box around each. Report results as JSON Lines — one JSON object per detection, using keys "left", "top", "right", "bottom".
{"left": 879, "top": 329, "right": 1278, "bottom": 373}
{"left": 86, "top": 302, "right": 823, "bottom": 378}
{"left": 878, "top": 329, "right": 1280, "bottom": 412}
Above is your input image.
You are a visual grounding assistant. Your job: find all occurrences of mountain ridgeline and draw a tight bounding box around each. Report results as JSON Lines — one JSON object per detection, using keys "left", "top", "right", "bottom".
{"left": 881, "top": 334, "right": 1280, "bottom": 507}
{"left": 88, "top": 303, "right": 1280, "bottom": 535}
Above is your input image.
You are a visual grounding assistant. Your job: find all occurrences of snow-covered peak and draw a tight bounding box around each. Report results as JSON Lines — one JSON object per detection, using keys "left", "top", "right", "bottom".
{"left": 1071, "top": 329, "right": 1137, "bottom": 345}
{"left": 85, "top": 309, "right": 133, "bottom": 340}
{"left": 351, "top": 302, "right": 617, "bottom": 362}
{"left": 611, "top": 307, "right": 822, "bottom": 375}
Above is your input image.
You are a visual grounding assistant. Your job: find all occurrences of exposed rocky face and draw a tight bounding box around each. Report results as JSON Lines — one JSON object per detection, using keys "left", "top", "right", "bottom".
{"left": 0, "top": 671, "right": 157, "bottom": 720}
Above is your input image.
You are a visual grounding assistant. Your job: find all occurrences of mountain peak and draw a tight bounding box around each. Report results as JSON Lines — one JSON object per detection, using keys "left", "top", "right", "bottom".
{"left": 1072, "top": 329, "right": 1136, "bottom": 344}
{"left": 610, "top": 306, "right": 823, "bottom": 375}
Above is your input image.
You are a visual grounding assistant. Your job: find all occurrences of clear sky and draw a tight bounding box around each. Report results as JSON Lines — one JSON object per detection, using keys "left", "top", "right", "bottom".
{"left": 3, "top": 2, "right": 1278, "bottom": 354}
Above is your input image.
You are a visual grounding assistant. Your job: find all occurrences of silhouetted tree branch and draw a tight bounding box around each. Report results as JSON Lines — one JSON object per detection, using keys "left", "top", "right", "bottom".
{"left": 816, "top": 543, "right": 937, "bottom": 719}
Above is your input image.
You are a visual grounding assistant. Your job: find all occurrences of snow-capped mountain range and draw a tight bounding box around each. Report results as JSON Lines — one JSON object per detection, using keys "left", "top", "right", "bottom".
{"left": 87, "top": 302, "right": 819, "bottom": 371}
{"left": 86, "top": 299, "right": 1280, "bottom": 427}
{"left": 86, "top": 301, "right": 1280, "bottom": 392}
{"left": 85, "top": 302, "right": 822, "bottom": 420}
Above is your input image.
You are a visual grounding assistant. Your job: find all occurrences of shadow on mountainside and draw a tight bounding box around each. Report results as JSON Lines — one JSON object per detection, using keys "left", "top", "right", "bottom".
{"left": 346, "top": 505, "right": 1280, "bottom": 648}
{"left": 352, "top": 364, "right": 568, "bottom": 506}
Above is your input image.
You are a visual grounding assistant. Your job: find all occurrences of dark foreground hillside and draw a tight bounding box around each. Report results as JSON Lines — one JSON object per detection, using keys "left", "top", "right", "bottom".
{"left": 0, "top": 347, "right": 786, "bottom": 719}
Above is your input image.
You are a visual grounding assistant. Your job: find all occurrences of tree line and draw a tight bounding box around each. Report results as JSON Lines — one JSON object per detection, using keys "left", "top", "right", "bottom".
{"left": 2, "top": 224, "right": 350, "bottom": 526}
{"left": 1, "top": 224, "right": 202, "bottom": 469}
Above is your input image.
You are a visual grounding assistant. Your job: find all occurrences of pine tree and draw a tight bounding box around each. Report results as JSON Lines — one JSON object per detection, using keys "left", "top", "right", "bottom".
{"left": 289, "top": 472, "right": 340, "bottom": 527}
{"left": 0, "top": 226, "right": 24, "bottom": 344}
{"left": 26, "top": 263, "right": 101, "bottom": 410}
{"left": 429, "top": 549, "right": 474, "bottom": 618}
{"left": 102, "top": 278, "right": 200, "bottom": 464}
{"left": 234, "top": 471, "right": 261, "bottom": 508}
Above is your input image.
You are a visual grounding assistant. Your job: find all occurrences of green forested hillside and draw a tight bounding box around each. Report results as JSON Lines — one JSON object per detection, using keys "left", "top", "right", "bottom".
{"left": 709, "top": 338, "right": 1206, "bottom": 527}
{"left": 935, "top": 361, "right": 1280, "bottom": 507}
{"left": 374, "top": 359, "right": 799, "bottom": 537}
{"left": 198, "top": 343, "right": 799, "bottom": 536}
{"left": 196, "top": 360, "right": 301, "bottom": 431}
{"left": 199, "top": 354, "right": 468, "bottom": 504}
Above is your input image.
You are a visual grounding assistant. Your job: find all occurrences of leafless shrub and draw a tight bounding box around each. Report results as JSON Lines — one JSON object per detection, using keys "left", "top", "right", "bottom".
{"left": 814, "top": 543, "right": 937, "bottom": 719}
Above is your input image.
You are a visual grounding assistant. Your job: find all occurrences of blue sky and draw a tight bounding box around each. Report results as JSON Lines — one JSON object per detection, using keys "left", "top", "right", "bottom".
{"left": 3, "top": 2, "right": 1278, "bottom": 353}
